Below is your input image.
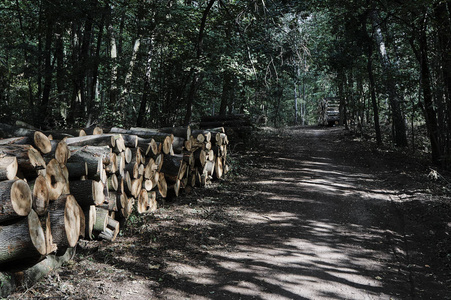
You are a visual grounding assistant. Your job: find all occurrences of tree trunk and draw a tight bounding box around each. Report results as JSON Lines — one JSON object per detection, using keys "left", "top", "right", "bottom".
{"left": 184, "top": 0, "right": 217, "bottom": 125}
{"left": 371, "top": 10, "right": 408, "bottom": 147}
{"left": 417, "top": 16, "right": 441, "bottom": 165}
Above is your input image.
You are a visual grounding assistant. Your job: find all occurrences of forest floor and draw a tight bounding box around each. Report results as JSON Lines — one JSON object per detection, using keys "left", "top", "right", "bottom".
{"left": 7, "top": 126, "right": 451, "bottom": 299}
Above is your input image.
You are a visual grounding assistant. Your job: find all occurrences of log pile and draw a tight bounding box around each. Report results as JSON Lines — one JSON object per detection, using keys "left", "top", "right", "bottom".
{"left": 0, "top": 122, "right": 229, "bottom": 296}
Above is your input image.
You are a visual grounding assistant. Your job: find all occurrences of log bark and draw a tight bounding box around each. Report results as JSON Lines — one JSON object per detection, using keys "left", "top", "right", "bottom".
{"left": 0, "top": 209, "right": 46, "bottom": 266}
{"left": 0, "top": 180, "right": 32, "bottom": 223}
{"left": 65, "top": 134, "right": 116, "bottom": 148}
{"left": 48, "top": 195, "right": 81, "bottom": 248}
{"left": 70, "top": 180, "right": 105, "bottom": 207}
{"left": 161, "top": 155, "right": 183, "bottom": 182}
{"left": 92, "top": 207, "right": 108, "bottom": 233}
{"left": 0, "top": 156, "right": 18, "bottom": 181}
{"left": 157, "top": 126, "right": 191, "bottom": 140}
{"left": 65, "top": 162, "right": 88, "bottom": 179}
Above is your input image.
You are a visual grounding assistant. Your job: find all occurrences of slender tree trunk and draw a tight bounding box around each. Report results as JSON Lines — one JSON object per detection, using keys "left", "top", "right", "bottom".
{"left": 184, "top": 0, "right": 217, "bottom": 125}
{"left": 434, "top": 1, "right": 451, "bottom": 165}
{"left": 41, "top": 16, "right": 53, "bottom": 123}
{"left": 119, "top": 37, "right": 141, "bottom": 124}
{"left": 367, "top": 47, "right": 382, "bottom": 145}
{"left": 418, "top": 15, "right": 441, "bottom": 165}
{"left": 137, "top": 38, "right": 155, "bottom": 127}
{"left": 371, "top": 10, "right": 408, "bottom": 147}
{"left": 219, "top": 71, "right": 232, "bottom": 116}
{"left": 88, "top": 5, "right": 106, "bottom": 122}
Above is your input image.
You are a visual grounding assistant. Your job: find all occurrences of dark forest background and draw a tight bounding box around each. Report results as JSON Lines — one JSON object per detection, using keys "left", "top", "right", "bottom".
{"left": 1, "top": 0, "right": 451, "bottom": 167}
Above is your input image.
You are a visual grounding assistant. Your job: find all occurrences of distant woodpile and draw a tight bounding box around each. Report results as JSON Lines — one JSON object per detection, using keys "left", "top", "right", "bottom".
{"left": 0, "top": 121, "right": 229, "bottom": 295}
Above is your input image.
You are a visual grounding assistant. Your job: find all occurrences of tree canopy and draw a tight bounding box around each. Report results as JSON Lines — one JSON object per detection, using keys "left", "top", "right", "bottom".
{"left": 1, "top": 0, "right": 450, "bottom": 167}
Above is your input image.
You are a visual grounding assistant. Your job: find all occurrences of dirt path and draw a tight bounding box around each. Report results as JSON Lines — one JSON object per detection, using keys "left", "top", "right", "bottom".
{"left": 8, "top": 126, "right": 451, "bottom": 299}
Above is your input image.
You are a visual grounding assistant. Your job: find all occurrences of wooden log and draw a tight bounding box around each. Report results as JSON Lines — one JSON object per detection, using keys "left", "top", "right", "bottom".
{"left": 107, "top": 174, "right": 119, "bottom": 192}
{"left": 65, "top": 134, "right": 116, "bottom": 147}
{"left": 214, "top": 156, "right": 224, "bottom": 179}
{"left": 45, "top": 159, "right": 67, "bottom": 201}
{"left": 83, "top": 205, "right": 96, "bottom": 240}
{"left": 0, "top": 247, "right": 75, "bottom": 297}
{"left": 191, "top": 130, "right": 212, "bottom": 142}
{"left": 79, "top": 124, "right": 103, "bottom": 136}
{"left": 48, "top": 194, "right": 81, "bottom": 248}
{"left": 112, "top": 128, "right": 173, "bottom": 155}
{"left": 98, "top": 216, "right": 120, "bottom": 242}
{"left": 117, "top": 152, "right": 126, "bottom": 177}
{"left": 54, "top": 139, "right": 70, "bottom": 165}
{"left": 111, "top": 134, "right": 126, "bottom": 153}
{"left": 65, "top": 162, "right": 88, "bottom": 179}
{"left": 0, "top": 209, "right": 47, "bottom": 266}
{"left": 68, "top": 145, "right": 112, "bottom": 166}
{"left": 144, "top": 158, "right": 155, "bottom": 178}
{"left": 43, "top": 212, "right": 57, "bottom": 254}
{"left": 0, "top": 179, "right": 32, "bottom": 223}
{"left": 33, "top": 131, "right": 52, "bottom": 154}
{"left": 124, "top": 161, "right": 140, "bottom": 179}
{"left": 193, "top": 148, "right": 207, "bottom": 168}
{"left": 167, "top": 179, "right": 181, "bottom": 198}
{"left": 117, "top": 192, "right": 133, "bottom": 219}
{"left": 104, "top": 152, "right": 118, "bottom": 174}
{"left": 0, "top": 156, "right": 18, "bottom": 181}
{"left": 171, "top": 136, "right": 186, "bottom": 154}
{"left": 92, "top": 207, "right": 108, "bottom": 233}
{"left": 122, "top": 134, "right": 139, "bottom": 148}
{"left": 160, "top": 154, "right": 183, "bottom": 182}
{"left": 148, "top": 191, "right": 157, "bottom": 212}
{"left": 204, "top": 160, "right": 215, "bottom": 177}
{"left": 107, "top": 191, "right": 118, "bottom": 211}
{"left": 157, "top": 126, "right": 191, "bottom": 140}
{"left": 28, "top": 175, "right": 49, "bottom": 216}
{"left": 137, "top": 189, "right": 149, "bottom": 214}
{"left": 70, "top": 180, "right": 105, "bottom": 207}
{"left": 157, "top": 173, "right": 167, "bottom": 198}
{"left": 0, "top": 145, "right": 46, "bottom": 179}
{"left": 0, "top": 124, "right": 51, "bottom": 154}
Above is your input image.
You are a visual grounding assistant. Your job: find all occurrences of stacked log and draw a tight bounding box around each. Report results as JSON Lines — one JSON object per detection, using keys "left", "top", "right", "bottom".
{"left": 0, "top": 123, "right": 230, "bottom": 296}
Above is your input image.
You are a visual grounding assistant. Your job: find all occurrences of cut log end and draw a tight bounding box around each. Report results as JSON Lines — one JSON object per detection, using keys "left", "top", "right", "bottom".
{"left": 34, "top": 131, "right": 52, "bottom": 154}
{"left": 0, "top": 156, "right": 18, "bottom": 180}
{"left": 64, "top": 195, "right": 81, "bottom": 248}
{"left": 28, "top": 209, "right": 47, "bottom": 256}
{"left": 11, "top": 180, "right": 33, "bottom": 216}
{"left": 31, "top": 175, "right": 49, "bottom": 216}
